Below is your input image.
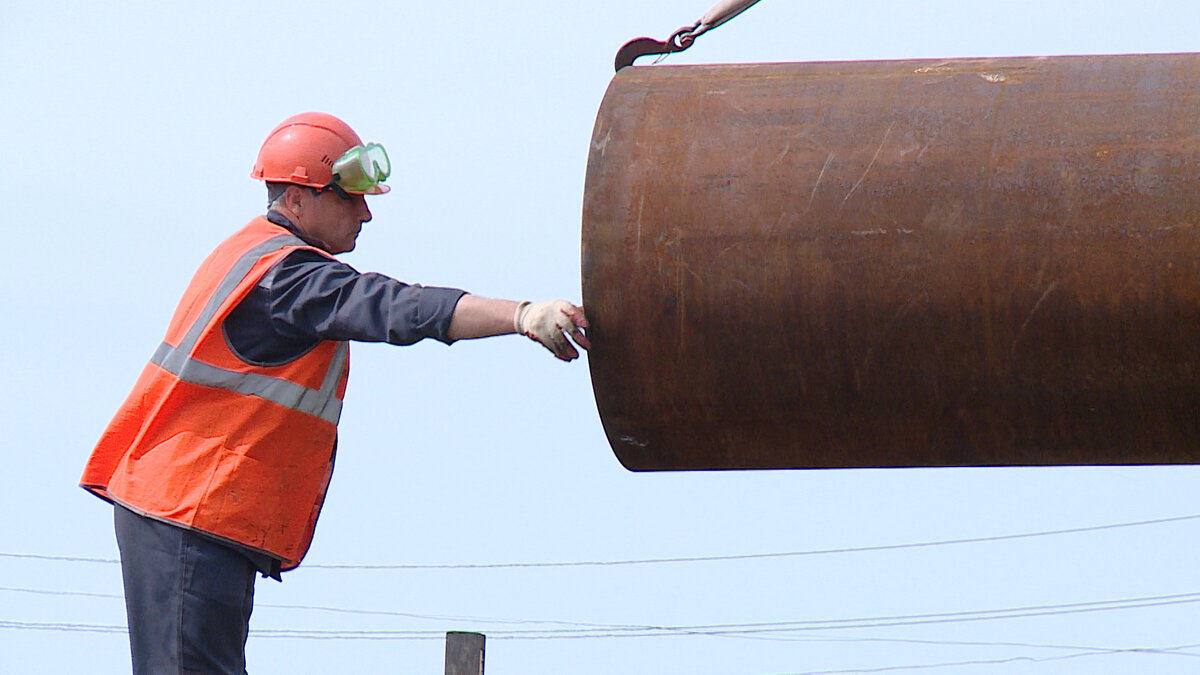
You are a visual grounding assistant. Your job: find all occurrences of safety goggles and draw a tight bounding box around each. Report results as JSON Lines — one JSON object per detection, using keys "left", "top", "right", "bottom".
{"left": 331, "top": 142, "right": 391, "bottom": 194}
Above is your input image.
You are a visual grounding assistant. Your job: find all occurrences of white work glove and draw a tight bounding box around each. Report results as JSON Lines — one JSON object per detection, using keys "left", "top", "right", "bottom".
{"left": 514, "top": 300, "right": 591, "bottom": 361}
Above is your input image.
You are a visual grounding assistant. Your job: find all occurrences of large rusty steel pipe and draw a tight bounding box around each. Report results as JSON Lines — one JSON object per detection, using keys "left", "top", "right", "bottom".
{"left": 581, "top": 53, "right": 1200, "bottom": 471}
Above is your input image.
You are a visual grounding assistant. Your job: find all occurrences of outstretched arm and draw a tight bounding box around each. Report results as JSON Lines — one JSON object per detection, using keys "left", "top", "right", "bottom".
{"left": 448, "top": 295, "right": 590, "bottom": 361}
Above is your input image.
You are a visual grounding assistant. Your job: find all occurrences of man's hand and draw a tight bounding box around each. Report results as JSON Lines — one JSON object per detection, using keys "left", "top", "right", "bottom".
{"left": 514, "top": 300, "right": 591, "bottom": 361}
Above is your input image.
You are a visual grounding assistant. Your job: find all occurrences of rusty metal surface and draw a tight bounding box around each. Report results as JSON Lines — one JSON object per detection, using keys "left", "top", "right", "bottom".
{"left": 581, "top": 53, "right": 1200, "bottom": 471}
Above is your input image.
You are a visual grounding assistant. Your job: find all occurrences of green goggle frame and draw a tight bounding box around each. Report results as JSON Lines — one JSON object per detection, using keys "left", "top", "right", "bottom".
{"left": 331, "top": 143, "right": 390, "bottom": 193}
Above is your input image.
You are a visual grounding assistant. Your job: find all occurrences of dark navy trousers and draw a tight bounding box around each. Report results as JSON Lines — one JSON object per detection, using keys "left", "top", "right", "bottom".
{"left": 114, "top": 504, "right": 257, "bottom": 674}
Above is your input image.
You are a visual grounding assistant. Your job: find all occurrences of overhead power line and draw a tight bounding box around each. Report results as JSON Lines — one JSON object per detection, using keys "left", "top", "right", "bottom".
{"left": 300, "top": 512, "right": 1200, "bottom": 570}
{"left": 0, "top": 585, "right": 597, "bottom": 627}
{"left": 0, "top": 552, "right": 115, "bottom": 564}
{"left": 2, "top": 513, "right": 1196, "bottom": 570}
{"left": 4, "top": 618, "right": 1196, "bottom": 675}
{"left": 4, "top": 588, "right": 1199, "bottom": 641}
{"left": 784, "top": 643, "right": 1200, "bottom": 675}
{"left": 2, "top": 584, "right": 1193, "bottom": 658}
{"left": 0, "top": 620, "right": 125, "bottom": 635}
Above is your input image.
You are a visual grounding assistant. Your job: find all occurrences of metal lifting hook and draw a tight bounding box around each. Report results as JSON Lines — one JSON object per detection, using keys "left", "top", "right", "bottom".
{"left": 613, "top": 0, "right": 764, "bottom": 71}
{"left": 614, "top": 24, "right": 701, "bottom": 72}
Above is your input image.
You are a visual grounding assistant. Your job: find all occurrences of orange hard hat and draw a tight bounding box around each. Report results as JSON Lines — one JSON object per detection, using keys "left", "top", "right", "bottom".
{"left": 251, "top": 112, "right": 390, "bottom": 195}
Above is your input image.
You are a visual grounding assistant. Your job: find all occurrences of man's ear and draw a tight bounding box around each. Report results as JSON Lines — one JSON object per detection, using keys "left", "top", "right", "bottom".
{"left": 282, "top": 184, "right": 308, "bottom": 214}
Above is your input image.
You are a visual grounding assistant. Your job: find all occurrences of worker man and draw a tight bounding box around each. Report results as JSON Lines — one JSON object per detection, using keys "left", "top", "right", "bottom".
{"left": 79, "top": 112, "right": 590, "bottom": 674}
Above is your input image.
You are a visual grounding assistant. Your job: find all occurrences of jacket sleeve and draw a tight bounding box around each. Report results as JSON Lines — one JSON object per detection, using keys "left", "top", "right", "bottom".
{"left": 223, "top": 249, "right": 468, "bottom": 365}
{"left": 265, "top": 249, "right": 468, "bottom": 345}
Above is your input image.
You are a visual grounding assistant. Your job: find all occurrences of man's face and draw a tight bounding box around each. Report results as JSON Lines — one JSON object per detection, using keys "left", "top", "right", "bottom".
{"left": 297, "top": 189, "right": 373, "bottom": 254}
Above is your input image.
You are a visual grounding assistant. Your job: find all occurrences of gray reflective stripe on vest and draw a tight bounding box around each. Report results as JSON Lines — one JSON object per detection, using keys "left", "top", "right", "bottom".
{"left": 149, "top": 232, "right": 347, "bottom": 425}
{"left": 179, "top": 235, "right": 306, "bottom": 354}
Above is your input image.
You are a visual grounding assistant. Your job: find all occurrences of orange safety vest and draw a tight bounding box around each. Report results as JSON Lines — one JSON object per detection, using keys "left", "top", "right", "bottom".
{"left": 80, "top": 217, "right": 349, "bottom": 570}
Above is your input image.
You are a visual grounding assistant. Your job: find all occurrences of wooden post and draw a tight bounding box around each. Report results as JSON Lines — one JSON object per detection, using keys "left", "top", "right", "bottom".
{"left": 444, "top": 631, "right": 485, "bottom": 675}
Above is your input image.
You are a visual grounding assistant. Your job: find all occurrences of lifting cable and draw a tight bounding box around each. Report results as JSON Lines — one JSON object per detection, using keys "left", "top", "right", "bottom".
{"left": 614, "top": 0, "right": 765, "bottom": 71}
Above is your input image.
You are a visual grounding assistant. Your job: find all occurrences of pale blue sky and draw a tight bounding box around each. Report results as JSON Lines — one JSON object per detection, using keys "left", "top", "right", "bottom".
{"left": 3, "top": 1, "right": 1200, "bottom": 673}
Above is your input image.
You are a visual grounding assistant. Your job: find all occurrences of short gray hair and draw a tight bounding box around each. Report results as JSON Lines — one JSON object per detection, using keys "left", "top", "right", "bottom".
{"left": 266, "top": 182, "right": 290, "bottom": 208}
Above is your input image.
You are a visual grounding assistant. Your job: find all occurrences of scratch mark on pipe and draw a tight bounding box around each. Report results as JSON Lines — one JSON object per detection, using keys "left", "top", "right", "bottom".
{"left": 715, "top": 245, "right": 739, "bottom": 261}
{"left": 768, "top": 144, "right": 791, "bottom": 169}
{"left": 914, "top": 62, "right": 954, "bottom": 74}
{"left": 805, "top": 152, "right": 835, "bottom": 214}
{"left": 635, "top": 194, "right": 646, "bottom": 261}
{"left": 842, "top": 121, "right": 896, "bottom": 209}
{"left": 1011, "top": 281, "right": 1059, "bottom": 356}
{"left": 593, "top": 128, "right": 612, "bottom": 156}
